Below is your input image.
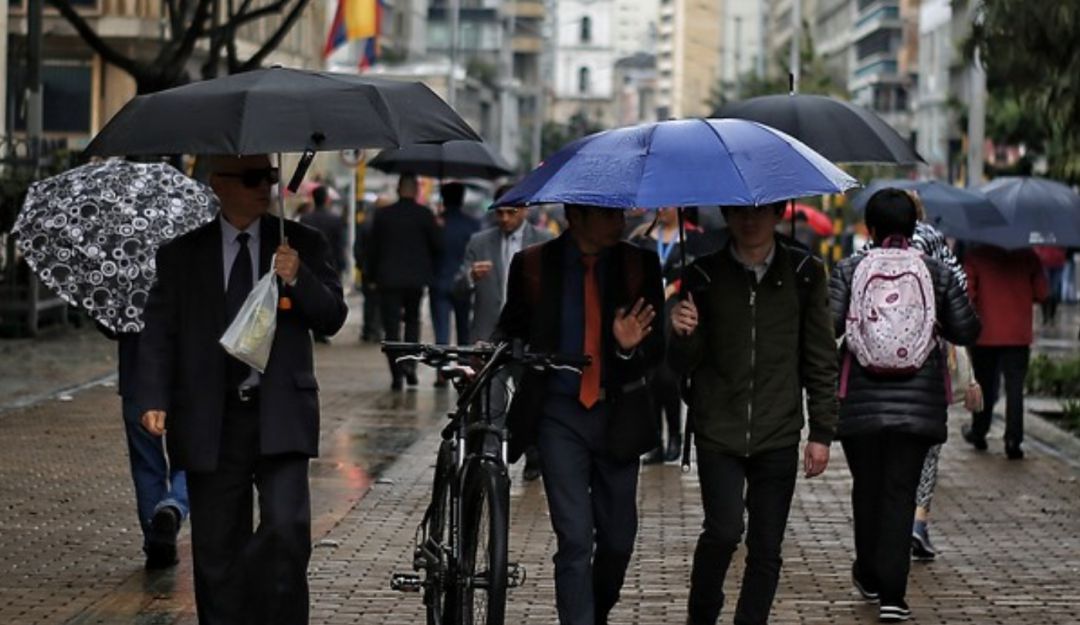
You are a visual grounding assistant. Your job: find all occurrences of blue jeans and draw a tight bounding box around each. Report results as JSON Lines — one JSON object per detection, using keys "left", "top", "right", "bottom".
{"left": 430, "top": 287, "right": 471, "bottom": 345}
{"left": 122, "top": 397, "right": 189, "bottom": 551}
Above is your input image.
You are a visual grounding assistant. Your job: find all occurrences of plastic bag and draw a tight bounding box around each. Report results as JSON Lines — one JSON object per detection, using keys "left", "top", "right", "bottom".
{"left": 220, "top": 257, "right": 278, "bottom": 373}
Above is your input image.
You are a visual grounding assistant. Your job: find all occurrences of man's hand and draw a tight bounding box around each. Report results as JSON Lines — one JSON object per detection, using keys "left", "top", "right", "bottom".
{"left": 613, "top": 298, "right": 656, "bottom": 351}
{"left": 470, "top": 260, "right": 494, "bottom": 282}
{"left": 275, "top": 243, "right": 300, "bottom": 285}
{"left": 804, "top": 441, "right": 830, "bottom": 478}
{"left": 141, "top": 410, "right": 167, "bottom": 437}
{"left": 671, "top": 293, "right": 698, "bottom": 337}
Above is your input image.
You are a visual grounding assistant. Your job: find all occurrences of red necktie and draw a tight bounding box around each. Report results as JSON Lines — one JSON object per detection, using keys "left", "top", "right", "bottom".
{"left": 580, "top": 255, "right": 602, "bottom": 409}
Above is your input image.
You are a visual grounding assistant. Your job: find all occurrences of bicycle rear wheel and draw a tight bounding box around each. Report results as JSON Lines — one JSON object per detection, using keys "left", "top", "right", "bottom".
{"left": 458, "top": 458, "right": 509, "bottom": 625}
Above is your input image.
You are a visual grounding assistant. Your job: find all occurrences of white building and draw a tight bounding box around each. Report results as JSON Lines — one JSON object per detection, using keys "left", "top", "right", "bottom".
{"left": 914, "top": 0, "right": 952, "bottom": 177}
{"left": 550, "top": 0, "right": 617, "bottom": 125}
{"left": 612, "top": 0, "right": 658, "bottom": 58}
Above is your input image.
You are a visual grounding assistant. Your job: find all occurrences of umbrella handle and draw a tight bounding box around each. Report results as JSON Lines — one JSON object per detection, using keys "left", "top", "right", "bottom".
{"left": 677, "top": 207, "right": 688, "bottom": 299}
{"left": 277, "top": 151, "right": 293, "bottom": 311}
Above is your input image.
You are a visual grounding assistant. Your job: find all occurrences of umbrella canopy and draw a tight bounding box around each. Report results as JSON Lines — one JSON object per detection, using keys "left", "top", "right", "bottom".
{"left": 84, "top": 67, "right": 480, "bottom": 156}
{"left": 12, "top": 160, "right": 218, "bottom": 332}
{"left": 784, "top": 203, "right": 833, "bottom": 237}
{"left": 493, "top": 118, "right": 858, "bottom": 209}
{"left": 368, "top": 140, "right": 513, "bottom": 180}
{"left": 850, "top": 179, "right": 1007, "bottom": 238}
{"left": 966, "top": 176, "right": 1080, "bottom": 249}
{"left": 714, "top": 94, "right": 923, "bottom": 165}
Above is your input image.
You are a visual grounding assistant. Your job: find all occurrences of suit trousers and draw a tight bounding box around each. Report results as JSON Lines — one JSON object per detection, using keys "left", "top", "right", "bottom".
{"left": 687, "top": 445, "right": 798, "bottom": 625}
{"left": 970, "top": 345, "right": 1030, "bottom": 444}
{"left": 186, "top": 400, "right": 311, "bottom": 625}
{"left": 842, "top": 432, "right": 932, "bottom": 606}
{"left": 538, "top": 395, "right": 639, "bottom": 625}
{"left": 379, "top": 287, "right": 423, "bottom": 379}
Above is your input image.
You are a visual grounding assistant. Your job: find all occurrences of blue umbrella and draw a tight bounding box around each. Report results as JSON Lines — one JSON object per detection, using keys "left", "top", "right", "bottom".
{"left": 493, "top": 118, "right": 858, "bottom": 209}
{"left": 968, "top": 177, "right": 1080, "bottom": 249}
{"left": 850, "top": 179, "right": 1007, "bottom": 239}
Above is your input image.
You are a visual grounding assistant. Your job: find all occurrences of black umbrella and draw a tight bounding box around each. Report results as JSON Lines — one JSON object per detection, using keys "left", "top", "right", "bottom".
{"left": 84, "top": 67, "right": 480, "bottom": 157}
{"left": 850, "top": 179, "right": 1007, "bottom": 239}
{"left": 713, "top": 94, "right": 923, "bottom": 165}
{"left": 965, "top": 176, "right": 1080, "bottom": 249}
{"left": 368, "top": 140, "right": 513, "bottom": 180}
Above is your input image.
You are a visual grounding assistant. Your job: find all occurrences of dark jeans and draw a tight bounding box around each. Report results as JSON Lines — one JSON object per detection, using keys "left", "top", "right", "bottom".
{"left": 538, "top": 395, "right": 639, "bottom": 625}
{"left": 842, "top": 432, "right": 932, "bottom": 606}
{"left": 122, "top": 397, "right": 188, "bottom": 551}
{"left": 186, "top": 400, "right": 311, "bottom": 625}
{"left": 429, "top": 287, "right": 471, "bottom": 345}
{"left": 970, "top": 345, "right": 1030, "bottom": 444}
{"left": 379, "top": 287, "right": 423, "bottom": 379}
{"left": 687, "top": 445, "right": 798, "bottom": 625}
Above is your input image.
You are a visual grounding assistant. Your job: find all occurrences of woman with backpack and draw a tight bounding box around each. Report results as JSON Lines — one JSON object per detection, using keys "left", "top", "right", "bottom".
{"left": 829, "top": 189, "right": 981, "bottom": 623}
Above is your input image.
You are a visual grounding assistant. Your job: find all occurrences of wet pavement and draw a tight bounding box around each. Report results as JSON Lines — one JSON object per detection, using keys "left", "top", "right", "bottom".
{"left": 1, "top": 298, "right": 1079, "bottom": 624}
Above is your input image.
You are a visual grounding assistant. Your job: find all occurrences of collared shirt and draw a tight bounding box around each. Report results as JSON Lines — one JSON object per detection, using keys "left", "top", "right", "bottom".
{"left": 550, "top": 239, "right": 610, "bottom": 397}
{"left": 500, "top": 222, "right": 527, "bottom": 300}
{"left": 220, "top": 216, "right": 261, "bottom": 388}
{"left": 730, "top": 243, "right": 776, "bottom": 284}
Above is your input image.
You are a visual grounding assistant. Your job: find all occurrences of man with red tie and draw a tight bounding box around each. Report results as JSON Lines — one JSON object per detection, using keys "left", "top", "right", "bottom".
{"left": 494, "top": 204, "right": 664, "bottom": 625}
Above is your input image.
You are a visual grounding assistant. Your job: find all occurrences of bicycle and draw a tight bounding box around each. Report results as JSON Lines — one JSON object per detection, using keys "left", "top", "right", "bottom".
{"left": 383, "top": 340, "right": 588, "bottom": 625}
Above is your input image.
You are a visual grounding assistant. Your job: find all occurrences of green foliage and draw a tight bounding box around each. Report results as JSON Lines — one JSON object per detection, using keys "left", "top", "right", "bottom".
{"left": 969, "top": 0, "right": 1080, "bottom": 183}
{"left": 1026, "top": 354, "right": 1080, "bottom": 398}
{"left": 540, "top": 112, "right": 604, "bottom": 161}
{"left": 1060, "top": 398, "right": 1080, "bottom": 433}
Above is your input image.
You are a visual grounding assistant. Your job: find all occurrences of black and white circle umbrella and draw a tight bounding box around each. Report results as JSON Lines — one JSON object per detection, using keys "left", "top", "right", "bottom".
{"left": 13, "top": 159, "right": 218, "bottom": 333}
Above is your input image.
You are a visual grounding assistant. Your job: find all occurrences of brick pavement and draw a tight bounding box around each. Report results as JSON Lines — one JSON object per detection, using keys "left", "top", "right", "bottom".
{"left": 2, "top": 303, "right": 1080, "bottom": 624}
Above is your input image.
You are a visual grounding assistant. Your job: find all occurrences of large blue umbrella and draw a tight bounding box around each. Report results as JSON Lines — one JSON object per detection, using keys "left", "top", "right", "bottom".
{"left": 493, "top": 118, "right": 858, "bottom": 209}
{"left": 850, "top": 179, "right": 1007, "bottom": 239}
{"left": 968, "top": 177, "right": 1080, "bottom": 249}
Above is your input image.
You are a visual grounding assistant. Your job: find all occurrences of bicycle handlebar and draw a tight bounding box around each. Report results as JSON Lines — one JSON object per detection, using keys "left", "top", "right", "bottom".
{"left": 381, "top": 341, "right": 590, "bottom": 371}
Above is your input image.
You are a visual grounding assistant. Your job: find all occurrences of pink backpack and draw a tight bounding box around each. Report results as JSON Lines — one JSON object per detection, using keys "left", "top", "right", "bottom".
{"left": 843, "top": 240, "right": 936, "bottom": 382}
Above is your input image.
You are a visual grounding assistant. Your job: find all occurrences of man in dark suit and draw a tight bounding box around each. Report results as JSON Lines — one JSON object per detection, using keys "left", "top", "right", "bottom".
{"left": 138, "top": 154, "right": 348, "bottom": 625}
{"left": 368, "top": 174, "right": 442, "bottom": 389}
{"left": 430, "top": 182, "right": 480, "bottom": 352}
{"left": 299, "top": 185, "right": 346, "bottom": 343}
{"left": 494, "top": 203, "right": 664, "bottom": 625}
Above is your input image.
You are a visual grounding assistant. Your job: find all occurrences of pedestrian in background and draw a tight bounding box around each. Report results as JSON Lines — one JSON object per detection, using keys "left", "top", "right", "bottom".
{"left": 369, "top": 174, "right": 443, "bottom": 390}
{"left": 429, "top": 182, "right": 480, "bottom": 368}
{"left": 962, "top": 243, "right": 1048, "bottom": 460}
{"left": 1033, "top": 245, "right": 1066, "bottom": 325}
{"left": 138, "top": 154, "right": 348, "bottom": 625}
{"left": 668, "top": 201, "right": 837, "bottom": 625}
{"left": 300, "top": 185, "right": 346, "bottom": 343}
{"left": 494, "top": 203, "right": 663, "bottom": 625}
{"left": 354, "top": 196, "right": 388, "bottom": 343}
{"left": 830, "top": 188, "right": 980, "bottom": 622}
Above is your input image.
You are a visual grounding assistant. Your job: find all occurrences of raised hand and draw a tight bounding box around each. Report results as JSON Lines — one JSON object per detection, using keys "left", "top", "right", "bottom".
{"left": 613, "top": 297, "right": 656, "bottom": 351}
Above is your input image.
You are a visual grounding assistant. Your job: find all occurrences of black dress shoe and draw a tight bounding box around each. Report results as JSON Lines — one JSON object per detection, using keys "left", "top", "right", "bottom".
{"left": 522, "top": 463, "right": 542, "bottom": 482}
{"left": 145, "top": 506, "right": 180, "bottom": 570}
{"left": 1004, "top": 439, "right": 1025, "bottom": 460}
{"left": 961, "top": 424, "right": 987, "bottom": 451}
{"left": 664, "top": 434, "right": 682, "bottom": 462}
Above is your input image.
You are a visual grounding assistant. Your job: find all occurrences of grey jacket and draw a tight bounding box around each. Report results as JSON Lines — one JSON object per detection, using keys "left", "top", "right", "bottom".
{"left": 453, "top": 224, "right": 553, "bottom": 342}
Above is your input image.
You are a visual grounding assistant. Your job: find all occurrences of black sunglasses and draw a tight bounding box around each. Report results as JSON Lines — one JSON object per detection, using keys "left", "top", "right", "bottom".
{"left": 216, "top": 167, "right": 280, "bottom": 188}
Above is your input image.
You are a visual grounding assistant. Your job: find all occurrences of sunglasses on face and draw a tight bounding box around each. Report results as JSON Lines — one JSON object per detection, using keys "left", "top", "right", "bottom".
{"left": 215, "top": 167, "right": 280, "bottom": 188}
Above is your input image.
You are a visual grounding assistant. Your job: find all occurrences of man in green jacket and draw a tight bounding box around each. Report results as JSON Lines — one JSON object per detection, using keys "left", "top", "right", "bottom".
{"left": 669, "top": 202, "right": 838, "bottom": 625}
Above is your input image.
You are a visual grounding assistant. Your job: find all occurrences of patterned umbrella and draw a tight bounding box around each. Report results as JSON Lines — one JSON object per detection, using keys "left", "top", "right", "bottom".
{"left": 12, "top": 160, "right": 218, "bottom": 332}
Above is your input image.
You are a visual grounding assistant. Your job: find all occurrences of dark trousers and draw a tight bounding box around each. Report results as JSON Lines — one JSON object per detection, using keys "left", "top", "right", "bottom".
{"left": 187, "top": 400, "right": 311, "bottom": 625}
{"left": 538, "top": 396, "right": 639, "bottom": 625}
{"left": 842, "top": 432, "right": 932, "bottom": 607}
{"left": 687, "top": 445, "right": 798, "bottom": 625}
{"left": 379, "top": 287, "right": 423, "bottom": 380}
{"left": 651, "top": 362, "right": 682, "bottom": 447}
{"left": 970, "top": 345, "right": 1030, "bottom": 444}
{"left": 360, "top": 282, "right": 382, "bottom": 341}
{"left": 430, "top": 287, "right": 471, "bottom": 345}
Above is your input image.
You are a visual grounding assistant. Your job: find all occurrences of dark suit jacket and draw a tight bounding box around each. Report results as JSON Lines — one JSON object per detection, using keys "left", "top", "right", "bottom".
{"left": 300, "top": 209, "right": 346, "bottom": 273}
{"left": 494, "top": 234, "right": 665, "bottom": 461}
{"left": 369, "top": 198, "right": 442, "bottom": 289}
{"left": 137, "top": 215, "right": 348, "bottom": 472}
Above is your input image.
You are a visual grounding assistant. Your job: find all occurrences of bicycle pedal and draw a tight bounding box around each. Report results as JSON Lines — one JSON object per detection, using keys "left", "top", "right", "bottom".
{"left": 507, "top": 562, "right": 527, "bottom": 588}
{"left": 390, "top": 573, "right": 423, "bottom": 592}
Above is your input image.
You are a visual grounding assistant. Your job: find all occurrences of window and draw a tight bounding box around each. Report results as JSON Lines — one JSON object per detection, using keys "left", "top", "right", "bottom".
{"left": 580, "top": 15, "right": 592, "bottom": 44}
{"left": 9, "top": 64, "right": 92, "bottom": 133}
{"left": 578, "top": 66, "right": 591, "bottom": 94}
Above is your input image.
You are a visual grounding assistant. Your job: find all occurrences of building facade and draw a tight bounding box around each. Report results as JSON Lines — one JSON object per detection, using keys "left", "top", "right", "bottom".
{"left": 549, "top": 0, "right": 616, "bottom": 126}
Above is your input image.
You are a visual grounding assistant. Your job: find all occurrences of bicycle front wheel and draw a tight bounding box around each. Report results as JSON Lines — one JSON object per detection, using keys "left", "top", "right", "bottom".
{"left": 457, "top": 458, "right": 509, "bottom": 625}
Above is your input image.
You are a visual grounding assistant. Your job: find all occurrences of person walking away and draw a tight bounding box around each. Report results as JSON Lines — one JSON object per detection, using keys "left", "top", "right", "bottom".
{"left": 355, "top": 196, "right": 389, "bottom": 343}
{"left": 628, "top": 207, "right": 702, "bottom": 463}
{"left": 1033, "top": 245, "right": 1066, "bottom": 325}
{"left": 429, "top": 182, "right": 480, "bottom": 378}
{"left": 96, "top": 326, "right": 189, "bottom": 569}
{"left": 494, "top": 203, "right": 663, "bottom": 625}
{"left": 454, "top": 184, "right": 552, "bottom": 479}
{"left": 830, "top": 188, "right": 980, "bottom": 622}
{"left": 138, "top": 154, "right": 348, "bottom": 625}
{"left": 668, "top": 201, "right": 838, "bottom": 625}
{"left": 369, "top": 174, "right": 443, "bottom": 390}
{"left": 961, "top": 243, "right": 1048, "bottom": 459}
{"left": 299, "top": 184, "right": 347, "bottom": 343}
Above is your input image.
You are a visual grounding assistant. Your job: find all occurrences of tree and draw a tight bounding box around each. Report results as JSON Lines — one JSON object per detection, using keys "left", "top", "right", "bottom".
{"left": 47, "top": 0, "right": 314, "bottom": 94}
{"left": 968, "top": 0, "right": 1080, "bottom": 182}
{"left": 539, "top": 111, "right": 604, "bottom": 161}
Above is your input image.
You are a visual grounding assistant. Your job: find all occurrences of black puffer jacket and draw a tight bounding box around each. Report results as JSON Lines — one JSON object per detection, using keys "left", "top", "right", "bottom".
{"left": 829, "top": 253, "right": 981, "bottom": 443}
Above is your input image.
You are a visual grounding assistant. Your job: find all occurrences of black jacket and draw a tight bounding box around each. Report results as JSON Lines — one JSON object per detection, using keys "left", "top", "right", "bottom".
{"left": 369, "top": 198, "right": 442, "bottom": 289}
{"left": 829, "top": 253, "right": 981, "bottom": 443}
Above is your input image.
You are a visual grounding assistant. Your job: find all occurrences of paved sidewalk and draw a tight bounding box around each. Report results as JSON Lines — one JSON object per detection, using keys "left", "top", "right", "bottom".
{"left": 1, "top": 304, "right": 1080, "bottom": 624}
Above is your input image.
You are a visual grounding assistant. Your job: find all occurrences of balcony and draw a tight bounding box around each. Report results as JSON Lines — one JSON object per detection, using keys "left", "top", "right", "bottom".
{"left": 506, "top": 0, "right": 544, "bottom": 20}
{"left": 852, "top": 3, "right": 900, "bottom": 41}
{"left": 512, "top": 33, "right": 542, "bottom": 54}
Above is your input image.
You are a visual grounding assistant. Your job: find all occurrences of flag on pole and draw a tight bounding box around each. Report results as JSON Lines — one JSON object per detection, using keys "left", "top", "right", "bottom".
{"left": 323, "top": 0, "right": 378, "bottom": 59}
